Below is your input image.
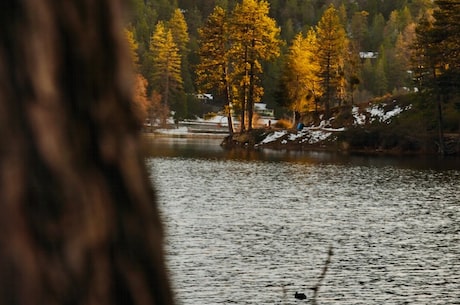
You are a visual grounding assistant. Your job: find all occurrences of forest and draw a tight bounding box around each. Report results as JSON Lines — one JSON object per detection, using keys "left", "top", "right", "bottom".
{"left": 126, "top": 0, "right": 460, "bottom": 153}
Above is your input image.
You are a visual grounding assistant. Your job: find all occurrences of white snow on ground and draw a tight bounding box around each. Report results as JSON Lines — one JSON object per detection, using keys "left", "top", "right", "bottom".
{"left": 353, "top": 103, "right": 412, "bottom": 125}
{"left": 352, "top": 106, "right": 366, "bottom": 125}
{"left": 260, "top": 102, "right": 412, "bottom": 146}
{"left": 154, "top": 102, "right": 412, "bottom": 146}
{"left": 380, "top": 106, "right": 402, "bottom": 122}
{"left": 261, "top": 127, "right": 340, "bottom": 145}
{"left": 288, "top": 132, "right": 304, "bottom": 141}
{"left": 302, "top": 130, "right": 333, "bottom": 144}
{"left": 367, "top": 105, "right": 385, "bottom": 122}
{"left": 260, "top": 130, "right": 287, "bottom": 144}
{"left": 323, "top": 127, "right": 345, "bottom": 132}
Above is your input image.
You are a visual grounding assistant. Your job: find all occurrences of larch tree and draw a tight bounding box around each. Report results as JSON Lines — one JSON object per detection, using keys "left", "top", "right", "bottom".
{"left": 283, "top": 30, "right": 322, "bottom": 126}
{"left": 168, "top": 9, "right": 190, "bottom": 54}
{"left": 150, "top": 21, "right": 183, "bottom": 109}
{"left": 126, "top": 28, "right": 140, "bottom": 68}
{"left": 197, "top": 6, "right": 235, "bottom": 135}
{"left": 284, "top": 33, "right": 310, "bottom": 123}
{"left": 315, "top": 4, "right": 349, "bottom": 118}
{"left": 168, "top": 8, "right": 194, "bottom": 94}
{"left": 126, "top": 29, "right": 150, "bottom": 123}
{"left": 230, "top": 0, "right": 282, "bottom": 131}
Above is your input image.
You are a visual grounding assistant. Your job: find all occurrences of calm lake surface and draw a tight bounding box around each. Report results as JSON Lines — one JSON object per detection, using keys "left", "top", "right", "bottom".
{"left": 144, "top": 136, "right": 460, "bottom": 305}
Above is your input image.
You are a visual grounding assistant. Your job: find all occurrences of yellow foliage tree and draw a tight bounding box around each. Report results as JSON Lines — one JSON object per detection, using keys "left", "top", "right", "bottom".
{"left": 316, "top": 4, "right": 349, "bottom": 117}
{"left": 197, "top": 6, "right": 235, "bottom": 135}
{"left": 168, "top": 8, "right": 189, "bottom": 55}
{"left": 125, "top": 28, "right": 149, "bottom": 123}
{"left": 197, "top": 0, "right": 282, "bottom": 132}
{"left": 168, "top": 8, "right": 193, "bottom": 93}
{"left": 230, "top": 0, "right": 282, "bottom": 131}
{"left": 125, "top": 28, "right": 140, "bottom": 68}
{"left": 283, "top": 29, "right": 322, "bottom": 124}
{"left": 150, "top": 21, "right": 183, "bottom": 107}
{"left": 133, "top": 74, "right": 150, "bottom": 123}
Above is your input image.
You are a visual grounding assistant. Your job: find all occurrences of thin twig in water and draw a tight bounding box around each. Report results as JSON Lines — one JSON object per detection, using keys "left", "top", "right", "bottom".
{"left": 310, "top": 245, "right": 333, "bottom": 304}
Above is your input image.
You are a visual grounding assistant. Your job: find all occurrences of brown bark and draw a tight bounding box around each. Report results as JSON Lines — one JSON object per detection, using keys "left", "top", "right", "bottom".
{"left": 223, "top": 67, "right": 234, "bottom": 136}
{"left": 0, "top": 1, "right": 173, "bottom": 305}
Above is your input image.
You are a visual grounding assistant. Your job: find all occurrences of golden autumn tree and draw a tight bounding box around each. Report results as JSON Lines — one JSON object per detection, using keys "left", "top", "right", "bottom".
{"left": 197, "top": 6, "right": 235, "bottom": 135}
{"left": 230, "top": 0, "right": 282, "bottom": 131}
{"left": 125, "top": 28, "right": 140, "bottom": 67}
{"left": 315, "top": 4, "right": 349, "bottom": 118}
{"left": 133, "top": 74, "right": 151, "bottom": 123}
{"left": 167, "top": 8, "right": 193, "bottom": 94}
{"left": 168, "top": 8, "right": 189, "bottom": 55}
{"left": 125, "top": 29, "right": 150, "bottom": 123}
{"left": 150, "top": 21, "right": 183, "bottom": 108}
{"left": 283, "top": 29, "right": 322, "bottom": 126}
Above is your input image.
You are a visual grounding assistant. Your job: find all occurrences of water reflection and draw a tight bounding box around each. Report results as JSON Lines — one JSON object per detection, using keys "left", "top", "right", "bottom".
{"left": 143, "top": 135, "right": 460, "bottom": 170}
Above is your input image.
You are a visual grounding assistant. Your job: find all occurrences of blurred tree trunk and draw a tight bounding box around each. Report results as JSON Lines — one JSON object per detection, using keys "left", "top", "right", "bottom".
{"left": 0, "top": 1, "right": 174, "bottom": 305}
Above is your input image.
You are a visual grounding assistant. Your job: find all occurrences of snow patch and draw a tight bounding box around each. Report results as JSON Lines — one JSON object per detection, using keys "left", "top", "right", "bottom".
{"left": 260, "top": 127, "right": 343, "bottom": 146}
{"left": 353, "top": 103, "right": 412, "bottom": 125}
{"left": 260, "top": 130, "right": 287, "bottom": 144}
{"left": 288, "top": 132, "right": 304, "bottom": 141}
{"left": 306, "top": 130, "right": 332, "bottom": 144}
{"left": 352, "top": 106, "right": 366, "bottom": 125}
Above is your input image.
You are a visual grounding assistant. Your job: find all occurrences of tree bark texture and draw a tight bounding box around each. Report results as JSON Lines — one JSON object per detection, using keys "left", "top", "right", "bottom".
{"left": 0, "top": 1, "right": 174, "bottom": 305}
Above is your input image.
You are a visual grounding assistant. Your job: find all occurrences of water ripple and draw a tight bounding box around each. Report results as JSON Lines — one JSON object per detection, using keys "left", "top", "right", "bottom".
{"left": 148, "top": 157, "right": 460, "bottom": 305}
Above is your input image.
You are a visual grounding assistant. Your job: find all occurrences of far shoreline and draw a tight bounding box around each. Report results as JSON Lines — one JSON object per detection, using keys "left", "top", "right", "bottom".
{"left": 141, "top": 126, "right": 460, "bottom": 157}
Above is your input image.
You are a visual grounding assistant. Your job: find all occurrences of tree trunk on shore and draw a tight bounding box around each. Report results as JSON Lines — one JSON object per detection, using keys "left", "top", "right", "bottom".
{"left": 224, "top": 67, "right": 235, "bottom": 136}
{"left": 247, "top": 39, "right": 256, "bottom": 132}
{"left": 0, "top": 1, "right": 174, "bottom": 305}
{"left": 432, "top": 67, "right": 446, "bottom": 155}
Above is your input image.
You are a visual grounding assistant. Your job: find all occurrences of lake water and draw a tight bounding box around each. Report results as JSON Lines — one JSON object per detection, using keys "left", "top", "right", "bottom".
{"left": 144, "top": 136, "right": 460, "bottom": 305}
